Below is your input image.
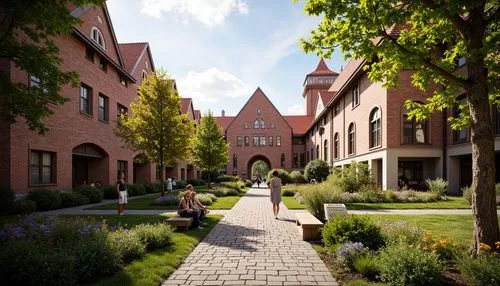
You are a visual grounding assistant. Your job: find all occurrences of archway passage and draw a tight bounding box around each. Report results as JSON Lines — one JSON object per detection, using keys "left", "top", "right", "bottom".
{"left": 247, "top": 155, "right": 271, "bottom": 181}
{"left": 72, "top": 143, "right": 108, "bottom": 187}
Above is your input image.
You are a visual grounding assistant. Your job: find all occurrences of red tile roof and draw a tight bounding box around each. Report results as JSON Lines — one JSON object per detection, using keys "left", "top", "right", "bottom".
{"left": 283, "top": 116, "right": 314, "bottom": 135}
{"left": 118, "top": 42, "right": 147, "bottom": 73}
{"left": 214, "top": 116, "right": 235, "bottom": 131}
{"left": 307, "top": 59, "right": 339, "bottom": 77}
{"left": 181, "top": 98, "right": 192, "bottom": 114}
{"left": 319, "top": 91, "right": 335, "bottom": 105}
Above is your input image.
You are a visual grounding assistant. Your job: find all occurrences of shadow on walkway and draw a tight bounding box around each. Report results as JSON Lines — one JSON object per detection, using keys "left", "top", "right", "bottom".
{"left": 203, "top": 222, "right": 267, "bottom": 252}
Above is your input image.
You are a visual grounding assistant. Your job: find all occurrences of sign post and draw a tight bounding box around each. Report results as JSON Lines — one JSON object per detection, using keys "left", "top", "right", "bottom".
{"left": 324, "top": 203, "right": 348, "bottom": 221}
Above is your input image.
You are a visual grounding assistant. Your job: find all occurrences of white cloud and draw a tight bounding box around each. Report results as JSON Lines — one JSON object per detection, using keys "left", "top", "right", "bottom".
{"left": 140, "top": 0, "right": 248, "bottom": 27}
{"left": 177, "top": 68, "right": 252, "bottom": 103}
{"left": 287, "top": 104, "right": 305, "bottom": 115}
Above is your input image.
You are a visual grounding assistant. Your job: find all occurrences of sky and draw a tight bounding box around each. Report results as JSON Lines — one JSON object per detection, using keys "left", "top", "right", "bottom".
{"left": 106, "top": 0, "right": 346, "bottom": 116}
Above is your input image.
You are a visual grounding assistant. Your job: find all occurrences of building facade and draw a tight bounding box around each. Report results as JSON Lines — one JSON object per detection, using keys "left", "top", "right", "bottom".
{"left": 0, "top": 4, "right": 201, "bottom": 195}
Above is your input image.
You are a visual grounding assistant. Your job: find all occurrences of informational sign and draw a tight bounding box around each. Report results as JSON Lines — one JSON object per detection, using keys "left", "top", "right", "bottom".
{"left": 324, "top": 203, "right": 348, "bottom": 220}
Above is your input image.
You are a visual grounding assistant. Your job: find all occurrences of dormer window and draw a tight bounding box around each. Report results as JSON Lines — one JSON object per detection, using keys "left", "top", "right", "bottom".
{"left": 142, "top": 70, "right": 148, "bottom": 80}
{"left": 119, "top": 74, "right": 127, "bottom": 87}
{"left": 257, "top": 108, "right": 262, "bottom": 115}
{"left": 91, "top": 27, "right": 105, "bottom": 50}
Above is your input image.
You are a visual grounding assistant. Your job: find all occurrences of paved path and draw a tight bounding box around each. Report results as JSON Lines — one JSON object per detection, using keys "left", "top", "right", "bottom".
{"left": 162, "top": 188, "right": 338, "bottom": 286}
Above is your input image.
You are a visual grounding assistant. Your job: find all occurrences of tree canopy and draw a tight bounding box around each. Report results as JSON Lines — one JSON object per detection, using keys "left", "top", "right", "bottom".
{"left": 114, "top": 70, "right": 193, "bottom": 194}
{"left": 190, "top": 110, "right": 229, "bottom": 188}
{"left": 298, "top": 0, "right": 499, "bottom": 255}
{"left": 0, "top": 0, "right": 105, "bottom": 134}
{"left": 251, "top": 160, "right": 270, "bottom": 179}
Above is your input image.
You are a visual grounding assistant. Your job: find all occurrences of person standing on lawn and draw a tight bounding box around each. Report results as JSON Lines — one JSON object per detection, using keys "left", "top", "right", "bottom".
{"left": 166, "top": 177, "right": 173, "bottom": 194}
{"left": 117, "top": 172, "right": 128, "bottom": 215}
{"left": 270, "top": 170, "right": 282, "bottom": 219}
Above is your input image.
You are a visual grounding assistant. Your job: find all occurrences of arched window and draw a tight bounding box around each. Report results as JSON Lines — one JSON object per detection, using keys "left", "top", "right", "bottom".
{"left": 260, "top": 119, "right": 265, "bottom": 129}
{"left": 90, "top": 27, "right": 105, "bottom": 49}
{"left": 281, "top": 154, "right": 285, "bottom": 168}
{"left": 257, "top": 108, "right": 262, "bottom": 115}
{"left": 370, "top": 107, "right": 381, "bottom": 148}
{"left": 348, "top": 123, "right": 356, "bottom": 155}
{"left": 334, "top": 133, "right": 339, "bottom": 159}
{"left": 233, "top": 154, "right": 237, "bottom": 168}
{"left": 253, "top": 119, "right": 260, "bottom": 129}
{"left": 323, "top": 140, "right": 328, "bottom": 161}
{"left": 316, "top": 145, "right": 319, "bottom": 160}
{"left": 311, "top": 148, "right": 313, "bottom": 160}
{"left": 402, "top": 103, "right": 427, "bottom": 144}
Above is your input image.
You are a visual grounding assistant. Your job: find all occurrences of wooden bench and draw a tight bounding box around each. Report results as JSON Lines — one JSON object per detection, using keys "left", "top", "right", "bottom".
{"left": 296, "top": 213, "right": 323, "bottom": 241}
{"left": 166, "top": 215, "right": 193, "bottom": 231}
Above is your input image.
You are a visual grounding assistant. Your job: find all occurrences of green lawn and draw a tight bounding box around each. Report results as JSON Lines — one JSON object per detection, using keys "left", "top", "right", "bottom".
{"left": 283, "top": 196, "right": 474, "bottom": 210}
{"left": 88, "top": 192, "right": 244, "bottom": 210}
{"left": 88, "top": 214, "right": 222, "bottom": 286}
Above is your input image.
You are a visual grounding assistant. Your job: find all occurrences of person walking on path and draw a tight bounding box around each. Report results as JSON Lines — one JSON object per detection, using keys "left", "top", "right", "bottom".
{"left": 165, "top": 177, "right": 173, "bottom": 194}
{"left": 116, "top": 172, "right": 128, "bottom": 215}
{"left": 269, "top": 169, "right": 282, "bottom": 219}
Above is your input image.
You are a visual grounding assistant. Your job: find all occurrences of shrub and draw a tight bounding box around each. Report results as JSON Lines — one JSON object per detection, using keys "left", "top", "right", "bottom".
{"left": 133, "top": 223, "right": 173, "bottom": 250}
{"left": 282, "top": 189, "right": 296, "bottom": 197}
{"left": 378, "top": 242, "right": 444, "bottom": 286}
{"left": 426, "top": 178, "right": 448, "bottom": 197}
{"left": 244, "top": 180, "right": 253, "bottom": 187}
{"left": 127, "top": 184, "right": 146, "bottom": 196}
{"left": 27, "top": 189, "right": 62, "bottom": 211}
{"left": 418, "top": 231, "right": 456, "bottom": 261}
{"left": 153, "top": 195, "right": 179, "bottom": 206}
{"left": 102, "top": 185, "right": 117, "bottom": 199}
{"left": 353, "top": 254, "right": 379, "bottom": 279}
{"left": 221, "top": 181, "right": 244, "bottom": 192}
{"left": 187, "top": 179, "right": 205, "bottom": 186}
{"left": 304, "top": 159, "right": 330, "bottom": 182}
{"left": 60, "top": 191, "right": 90, "bottom": 208}
{"left": 12, "top": 199, "right": 36, "bottom": 214}
{"left": 290, "top": 171, "right": 307, "bottom": 184}
{"left": 459, "top": 252, "right": 500, "bottom": 286}
{"left": 72, "top": 186, "right": 103, "bottom": 203}
{"left": 215, "top": 175, "right": 239, "bottom": 183}
{"left": 144, "top": 183, "right": 160, "bottom": 194}
{"left": 322, "top": 215, "right": 385, "bottom": 250}
{"left": 330, "top": 161, "right": 372, "bottom": 193}
{"left": 378, "top": 219, "right": 424, "bottom": 245}
{"left": 384, "top": 190, "right": 397, "bottom": 202}
{"left": 301, "top": 184, "right": 342, "bottom": 221}
{"left": 462, "top": 186, "right": 472, "bottom": 205}
{"left": 335, "top": 241, "right": 369, "bottom": 268}
{"left": 0, "top": 187, "right": 14, "bottom": 214}
{"left": 108, "top": 228, "right": 146, "bottom": 263}
{"left": 358, "top": 184, "right": 381, "bottom": 203}
{"left": 196, "top": 193, "right": 215, "bottom": 205}
{"left": 174, "top": 180, "right": 187, "bottom": 189}
{"left": 267, "top": 169, "right": 292, "bottom": 185}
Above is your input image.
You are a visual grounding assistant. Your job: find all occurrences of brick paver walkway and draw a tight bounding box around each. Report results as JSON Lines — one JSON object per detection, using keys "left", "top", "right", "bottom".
{"left": 162, "top": 188, "right": 338, "bottom": 286}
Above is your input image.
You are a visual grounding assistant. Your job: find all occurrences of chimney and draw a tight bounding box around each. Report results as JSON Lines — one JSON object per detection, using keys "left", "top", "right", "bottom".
{"left": 221, "top": 109, "right": 225, "bottom": 117}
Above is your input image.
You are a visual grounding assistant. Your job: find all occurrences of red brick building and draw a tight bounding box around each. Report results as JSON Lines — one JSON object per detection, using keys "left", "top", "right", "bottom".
{"left": 0, "top": 3, "right": 201, "bottom": 195}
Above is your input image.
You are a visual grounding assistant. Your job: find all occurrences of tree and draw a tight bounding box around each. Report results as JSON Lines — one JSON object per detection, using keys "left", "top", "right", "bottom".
{"left": 0, "top": 0, "right": 105, "bottom": 134}
{"left": 114, "top": 70, "right": 193, "bottom": 196}
{"left": 297, "top": 0, "right": 499, "bottom": 256}
{"left": 304, "top": 159, "right": 330, "bottom": 182}
{"left": 190, "top": 110, "right": 229, "bottom": 188}
{"left": 251, "top": 160, "right": 270, "bottom": 179}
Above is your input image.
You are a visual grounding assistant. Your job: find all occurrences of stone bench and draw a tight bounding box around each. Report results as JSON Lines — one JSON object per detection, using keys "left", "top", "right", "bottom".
{"left": 166, "top": 215, "right": 193, "bottom": 231}
{"left": 296, "top": 212, "right": 323, "bottom": 241}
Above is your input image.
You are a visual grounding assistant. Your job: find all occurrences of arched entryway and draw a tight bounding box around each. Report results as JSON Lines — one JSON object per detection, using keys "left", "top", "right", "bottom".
{"left": 72, "top": 143, "right": 108, "bottom": 187}
{"left": 247, "top": 155, "right": 271, "bottom": 180}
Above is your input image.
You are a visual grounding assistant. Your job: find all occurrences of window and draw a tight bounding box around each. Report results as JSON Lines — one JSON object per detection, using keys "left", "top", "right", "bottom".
{"left": 281, "top": 154, "right": 285, "bottom": 168}
{"left": 323, "top": 115, "right": 327, "bottom": 126}
{"left": 233, "top": 154, "right": 237, "bottom": 168}
{"left": 30, "top": 150, "right": 55, "bottom": 185}
{"left": 293, "top": 137, "right": 305, "bottom": 145}
{"left": 85, "top": 47, "right": 94, "bottom": 62}
{"left": 268, "top": 136, "right": 273, "bottom": 146}
{"left": 244, "top": 122, "right": 249, "bottom": 129}
{"left": 334, "top": 133, "right": 339, "bottom": 159}
{"left": 402, "top": 103, "right": 427, "bottom": 144}
{"left": 348, "top": 123, "right": 356, "bottom": 155}
{"left": 260, "top": 120, "right": 265, "bottom": 129}
{"left": 253, "top": 136, "right": 259, "bottom": 146}
{"left": 155, "top": 165, "right": 161, "bottom": 181}
{"left": 80, "top": 84, "right": 92, "bottom": 115}
{"left": 271, "top": 122, "right": 275, "bottom": 128}
{"left": 119, "top": 74, "right": 127, "bottom": 86}
{"left": 99, "top": 58, "right": 107, "bottom": 72}
{"left": 316, "top": 145, "right": 319, "bottom": 160}
{"left": 310, "top": 148, "right": 314, "bottom": 160}
{"left": 453, "top": 98, "right": 470, "bottom": 143}
{"left": 457, "top": 56, "right": 466, "bottom": 68}
{"left": 259, "top": 136, "right": 266, "bottom": 146}
{"left": 323, "top": 140, "right": 328, "bottom": 161}
{"left": 244, "top": 136, "right": 249, "bottom": 146}
{"left": 98, "top": 94, "right": 109, "bottom": 122}
{"left": 253, "top": 120, "right": 259, "bottom": 129}
{"left": 91, "top": 27, "right": 105, "bottom": 49}
{"left": 30, "top": 75, "right": 40, "bottom": 88}
{"left": 334, "top": 103, "right": 341, "bottom": 115}
{"left": 370, "top": 107, "right": 381, "bottom": 148}
{"left": 398, "top": 161, "right": 423, "bottom": 187}
{"left": 117, "top": 103, "right": 128, "bottom": 122}
{"left": 276, "top": 136, "right": 281, "bottom": 147}
{"left": 257, "top": 108, "right": 262, "bottom": 115}
{"left": 117, "top": 160, "right": 127, "bottom": 180}
{"left": 142, "top": 70, "right": 148, "bottom": 80}
{"left": 237, "top": 136, "right": 242, "bottom": 146}
{"left": 352, "top": 81, "right": 359, "bottom": 107}
{"left": 293, "top": 153, "right": 298, "bottom": 168}
{"left": 306, "top": 150, "right": 309, "bottom": 163}
{"left": 299, "top": 153, "right": 305, "bottom": 168}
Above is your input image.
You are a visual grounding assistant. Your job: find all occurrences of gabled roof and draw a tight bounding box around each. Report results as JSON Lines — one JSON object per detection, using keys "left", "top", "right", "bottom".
{"left": 214, "top": 116, "right": 235, "bottom": 131}
{"left": 319, "top": 91, "right": 335, "bottom": 105}
{"left": 328, "top": 58, "right": 366, "bottom": 93}
{"left": 181, "top": 98, "right": 192, "bottom": 114}
{"left": 119, "top": 42, "right": 150, "bottom": 74}
{"left": 283, "top": 116, "right": 314, "bottom": 135}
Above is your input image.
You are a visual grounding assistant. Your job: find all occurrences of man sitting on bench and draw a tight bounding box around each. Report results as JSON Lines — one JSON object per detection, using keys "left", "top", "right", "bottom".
{"left": 178, "top": 187, "right": 204, "bottom": 230}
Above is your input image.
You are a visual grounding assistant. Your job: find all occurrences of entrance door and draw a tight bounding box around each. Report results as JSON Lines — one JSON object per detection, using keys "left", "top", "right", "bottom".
{"left": 72, "top": 155, "right": 89, "bottom": 187}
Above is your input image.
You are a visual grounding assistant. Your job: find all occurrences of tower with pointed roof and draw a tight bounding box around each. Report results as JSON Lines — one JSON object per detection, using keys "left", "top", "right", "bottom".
{"left": 302, "top": 59, "right": 338, "bottom": 117}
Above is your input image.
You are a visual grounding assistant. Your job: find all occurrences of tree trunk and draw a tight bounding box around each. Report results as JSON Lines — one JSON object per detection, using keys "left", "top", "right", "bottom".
{"left": 160, "top": 162, "right": 165, "bottom": 197}
{"left": 467, "top": 58, "right": 500, "bottom": 257}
